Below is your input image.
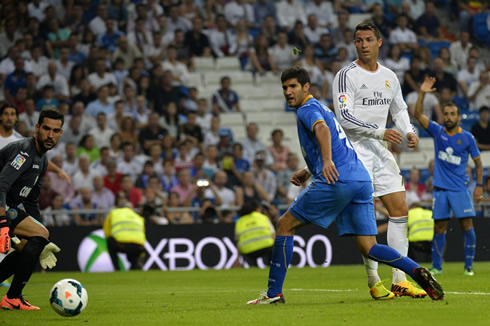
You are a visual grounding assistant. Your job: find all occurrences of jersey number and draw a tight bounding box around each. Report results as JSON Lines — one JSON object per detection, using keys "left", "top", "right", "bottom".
{"left": 19, "top": 186, "right": 32, "bottom": 198}
{"left": 333, "top": 118, "right": 354, "bottom": 150}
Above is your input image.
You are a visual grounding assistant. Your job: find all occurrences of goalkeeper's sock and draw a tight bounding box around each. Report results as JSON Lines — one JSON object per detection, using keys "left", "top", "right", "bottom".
{"left": 463, "top": 228, "right": 476, "bottom": 269}
{"left": 362, "top": 255, "right": 380, "bottom": 288}
{"left": 387, "top": 217, "right": 408, "bottom": 283}
{"left": 432, "top": 233, "right": 445, "bottom": 271}
{"left": 267, "top": 236, "right": 293, "bottom": 298}
{"left": 0, "top": 251, "right": 19, "bottom": 283}
{"left": 368, "top": 244, "right": 419, "bottom": 280}
{"left": 7, "top": 236, "right": 48, "bottom": 299}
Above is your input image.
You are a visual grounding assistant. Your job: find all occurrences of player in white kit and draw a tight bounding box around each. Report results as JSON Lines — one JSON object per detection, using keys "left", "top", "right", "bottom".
{"left": 333, "top": 23, "right": 426, "bottom": 299}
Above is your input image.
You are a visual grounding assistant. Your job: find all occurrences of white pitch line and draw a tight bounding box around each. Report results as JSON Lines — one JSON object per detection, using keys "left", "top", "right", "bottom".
{"left": 290, "top": 288, "right": 490, "bottom": 296}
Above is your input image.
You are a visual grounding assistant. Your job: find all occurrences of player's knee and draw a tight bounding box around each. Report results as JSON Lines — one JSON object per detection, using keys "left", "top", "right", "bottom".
{"left": 276, "top": 216, "right": 293, "bottom": 236}
{"left": 22, "top": 236, "right": 49, "bottom": 259}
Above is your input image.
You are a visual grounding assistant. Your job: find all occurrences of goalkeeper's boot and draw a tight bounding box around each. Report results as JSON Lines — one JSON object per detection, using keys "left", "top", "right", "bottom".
{"left": 369, "top": 281, "right": 395, "bottom": 300}
{"left": 391, "top": 280, "right": 427, "bottom": 298}
{"left": 413, "top": 267, "right": 444, "bottom": 300}
{"left": 429, "top": 267, "right": 443, "bottom": 276}
{"left": 1, "top": 295, "right": 40, "bottom": 310}
{"left": 247, "top": 292, "right": 285, "bottom": 304}
{"left": 464, "top": 267, "right": 474, "bottom": 276}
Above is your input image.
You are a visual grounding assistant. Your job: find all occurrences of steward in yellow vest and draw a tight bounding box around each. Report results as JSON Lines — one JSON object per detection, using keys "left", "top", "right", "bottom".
{"left": 407, "top": 204, "right": 434, "bottom": 263}
{"left": 104, "top": 195, "right": 146, "bottom": 270}
{"left": 235, "top": 200, "right": 275, "bottom": 267}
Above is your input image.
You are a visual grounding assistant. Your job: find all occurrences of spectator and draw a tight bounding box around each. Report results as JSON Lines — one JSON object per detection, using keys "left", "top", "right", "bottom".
{"left": 133, "top": 95, "right": 150, "bottom": 127}
{"left": 121, "top": 174, "right": 143, "bottom": 208}
{"left": 89, "top": 112, "right": 116, "bottom": 149}
{"left": 113, "top": 37, "right": 143, "bottom": 71}
{"left": 46, "top": 18, "right": 71, "bottom": 59}
{"left": 39, "top": 175, "right": 57, "bottom": 210}
{"left": 107, "top": 0, "right": 128, "bottom": 31}
{"left": 72, "top": 154, "right": 100, "bottom": 191}
{"left": 370, "top": 3, "right": 392, "bottom": 40}
{"left": 4, "top": 57, "right": 28, "bottom": 103}
{"left": 304, "top": 14, "right": 329, "bottom": 45}
{"left": 270, "top": 31, "right": 294, "bottom": 72}
{"left": 248, "top": 33, "right": 274, "bottom": 75}
{"left": 407, "top": 81, "right": 442, "bottom": 124}
{"left": 235, "top": 171, "right": 271, "bottom": 207}
{"left": 314, "top": 33, "right": 337, "bottom": 67}
{"left": 91, "top": 147, "right": 111, "bottom": 176}
{"left": 234, "top": 20, "right": 254, "bottom": 66}
{"left": 29, "top": 44, "right": 49, "bottom": 77}
{"left": 69, "top": 64, "right": 89, "bottom": 98}
{"left": 71, "top": 187, "right": 102, "bottom": 225}
{"left": 171, "top": 168, "right": 195, "bottom": 205}
{"left": 206, "top": 170, "right": 236, "bottom": 209}
{"left": 268, "top": 129, "right": 291, "bottom": 172}
{"left": 42, "top": 194, "right": 71, "bottom": 227}
{"left": 389, "top": 14, "right": 418, "bottom": 53}
{"left": 184, "top": 16, "right": 212, "bottom": 58}
{"left": 180, "top": 111, "right": 204, "bottom": 145}
{"left": 0, "top": 20, "right": 22, "bottom": 58}
{"left": 167, "top": 4, "right": 192, "bottom": 34}
{"left": 89, "top": 4, "right": 109, "bottom": 37}
{"left": 437, "top": 47, "right": 458, "bottom": 76}
{"left": 72, "top": 79, "right": 97, "bottom": 107}
{"left": 471, "top": 106, "right": 490, "bottom": 151}
{"left": 449, "top": 32, "right": 472, "bottom": 69}
{"left": 117, "top": 142, "right": 142, "bottom": 182}
{"left": 36, "top": 85, "right": 60, "bottom": 111}
{"left": 48, "top": 156, "right": 75, "bottom": 204}
{"left": 209, "top": 14, "right": 237, "bottom": 57}
{"left": 136, "top": 160, "right": 159, "bottom": 189}
{"left": 288, "top": 20, "right": 309, "bottom": 51}
{"left": 224, "top": 0, "right": 254, "bottom": 28}
{"left": 67, "top": 34, "right": 87, "bottom": 65}
{"left": 402, "top": 56, "right": 426, "bottom": 96}
{"left": 276, "top": 152, "right": 299, "bottom": 203}
{"left": 430, "top": 58, "right": 458, "bottom": 96}
{"left": 92, "top": 175, "right": 115, "bottom": 209}
{"left": 406, "top": 167, "right": 427, "bottom": 198}
{"left": 212, "top": 76, "right": 241, "bottom": 113}
{"left": 202, "top": 145, "right": 220, "bottom": 178}
{"left": 261, "top": 15, "right": 281, "bottom": 46}
{"left": 295, "top": 44, "right": 324, "bottom": 86}
{"left": 161, "top": 158, "right": 178, "bottom": 192}
{"left": 240, "top": 122, "right": 273, "bottom": 166}
{"left": 204, "top": 116, "right": 221, "bottom": 148}
{"left": 85, "top": 85, "right": 115, "bottom": 118}
{"left": 252, "top": 150, "right": 277, "bottom": 200}
{"left": 415, "top": 1, "right": 443, "bottom": 41}
{"left": 468, "top": 72, "right": 489, "bottom": 112}
{"left": 98, "top": 19, "right": 124, "bottom": 54}
{"left": 104, "top": 159, "right": 123, "bottom": 195}
{"left": 128, "top": 17, "right": 153, "bottom": 53}
{"left": 151, "top": 71, "right": 183, "bottom": 115}
{"left": 457, "top": 56, "right": 482, "bottom": 98}
{"left": 77, "top": 134, "right": 100, "bottom": 163}
{"left": 276, "top": 0, "right": 306, "bottom": 31}
{"left": 36, "top": 61, "right": 70, "bottom": 101}
{"left": 18, "top": 98, "right": 39, "bottom": 134}
{"left": 62, "top": 142, "right": 79, "bottom": 177}
{"left": 140, "top": 188, "right": 166, "bottom": 225}
{"left": 253, "top": 0, "right": 277, "bottom": 28}
{"left": 165, "top": 191, "right": 193, "bottom": 224}
{"left": 305, "top": 0, "right": 335, "bottom": 28}
{"left": 137, "top": 111, "right": 167, "bottom": 155}
{"left": 383, "top": 44, "right": 410, "bottom": 84}
{"left": 330, "top": 10, "right": 350, "bottom": 44}
{"left": 162, "top": 46, "right": 189, "bottom": 87}
{"left": 87, "top": 58, "right": 117, "bottom": 91}
{"left": 144, "top": 31, "right": 166, "bottom": 69}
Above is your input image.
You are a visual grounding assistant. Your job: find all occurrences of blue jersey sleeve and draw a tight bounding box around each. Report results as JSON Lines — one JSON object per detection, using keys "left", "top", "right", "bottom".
{"left": 297, "top": 104, "right": 325, "bottom": 133}
{"left": 426, "top": 120, "right": 443, "bottom": 138}
{"left": 466, "top": 132, "right": 481, "bottom": 160}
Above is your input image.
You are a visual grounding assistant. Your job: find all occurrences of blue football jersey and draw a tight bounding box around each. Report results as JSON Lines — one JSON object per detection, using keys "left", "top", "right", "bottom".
{"left": 427, "top": 121, "right": 481, "bottom": 191}
{"left": 296, "top": 96, "right": 371, "bottom": 182}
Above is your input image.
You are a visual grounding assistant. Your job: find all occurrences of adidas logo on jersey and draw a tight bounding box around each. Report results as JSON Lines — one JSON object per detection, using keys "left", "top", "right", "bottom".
{"left": 360, "top": 84, "right": 368, "bottom": 89}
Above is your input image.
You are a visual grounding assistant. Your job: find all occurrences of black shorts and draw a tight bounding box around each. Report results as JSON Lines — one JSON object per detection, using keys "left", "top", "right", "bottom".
{"left": 6, "top": 207, "right": 30, "bottom": 232}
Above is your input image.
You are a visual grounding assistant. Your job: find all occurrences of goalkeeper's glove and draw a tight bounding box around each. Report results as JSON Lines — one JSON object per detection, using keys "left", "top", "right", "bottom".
{"left": 0, "top": 216, "right": 10, "bottom": 254}
{"left": 40, "top": 242, "right": 61, "bottom": 269}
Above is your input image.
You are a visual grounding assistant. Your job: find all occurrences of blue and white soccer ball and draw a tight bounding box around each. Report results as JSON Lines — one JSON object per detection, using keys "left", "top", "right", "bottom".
{"left": 49, "top": 278, "right": 88, "bottom": 317}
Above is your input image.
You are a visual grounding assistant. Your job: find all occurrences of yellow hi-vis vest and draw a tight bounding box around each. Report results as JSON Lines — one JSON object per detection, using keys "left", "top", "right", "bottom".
{"left": 235, "top": 212, "right": 274, "bottom": 254}
{"left": 408, "top": 207, "right": 434, "bottom": 242}
{"left": 104, "top": 208, "right": 146, "bottom": 245}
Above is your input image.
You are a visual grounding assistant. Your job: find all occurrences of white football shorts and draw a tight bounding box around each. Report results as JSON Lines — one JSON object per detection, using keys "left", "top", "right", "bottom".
{"left": 353, "top": 140, "right": 405, "bottom": 197}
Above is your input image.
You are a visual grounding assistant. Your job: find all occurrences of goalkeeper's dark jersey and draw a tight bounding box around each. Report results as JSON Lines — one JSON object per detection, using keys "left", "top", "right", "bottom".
{"left": 0, "top": 137, "right": 48, "bottom": 220}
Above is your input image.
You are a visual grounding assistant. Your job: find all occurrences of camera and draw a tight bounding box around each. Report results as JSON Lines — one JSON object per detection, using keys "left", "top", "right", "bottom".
{"left": 197, "top": 179, "right": 210, "bottom": 187}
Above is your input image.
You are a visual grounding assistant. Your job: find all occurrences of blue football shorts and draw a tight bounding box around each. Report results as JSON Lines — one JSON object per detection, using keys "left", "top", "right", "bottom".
{"left": 289, "top": 177, "right": 377, "bottom": 236}
{"left": 432, "top": 187, "right": 475, "bottom": 220}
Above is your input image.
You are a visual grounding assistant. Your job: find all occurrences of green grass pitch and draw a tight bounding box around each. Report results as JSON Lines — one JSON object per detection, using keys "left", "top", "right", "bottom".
{"left": 1, "top": 262, "right": 489, "bottom": 326}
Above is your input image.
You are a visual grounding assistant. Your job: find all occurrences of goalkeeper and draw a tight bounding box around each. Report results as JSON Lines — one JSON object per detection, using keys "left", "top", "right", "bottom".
{"left": 0, "top": 109, "right": 64, "bottom": 310}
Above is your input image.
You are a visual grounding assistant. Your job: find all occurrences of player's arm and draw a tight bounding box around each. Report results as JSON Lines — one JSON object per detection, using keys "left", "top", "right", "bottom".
{"left": 413, "top": 77, "right": 435, "bottom": 130}
{"left": 313, "top": 121, "right": 339, "bottom": 184}
{"left": 389, "top": 76, "right": 418, "bottom": 148}
{"left": 332, "top": 72, "right": 386, "bottom": 140}
{"left": 47, "top": 160, "right": 72, "bottom": 185}
{"left": 473, "top": 157, "right": 483, "bottom": 203}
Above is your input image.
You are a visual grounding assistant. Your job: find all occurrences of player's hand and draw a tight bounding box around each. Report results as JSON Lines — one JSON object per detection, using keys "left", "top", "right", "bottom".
{"left": 406, "top": 132, "right": 419, "bottom": 148}
{"left": 473, "top": 186, "right": 483, "bottom": 204}
{"left": 290, "top": 168, "right": 311, "bottom": 186}
{"left": 420, "top": 77, "right": 437, "bottom": 93}
{"left": 322, "top": 160, "right": 339, "bottom": 184}
{"left": 383, "top": 129, "right": 403, "bottom": 144}
{"left": 40, "top": 242, "right": 61, "bottom": 269}
{"left": 58, "top": 169, "right": 72, "bottom": 185}
{"left": 0, "top": 216, "right": 10, "bottom": 254}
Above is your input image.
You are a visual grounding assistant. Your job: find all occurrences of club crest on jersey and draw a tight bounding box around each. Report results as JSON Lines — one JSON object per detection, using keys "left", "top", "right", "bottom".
{"left": 385, "top": 80, "right": 391, "bottom": 89}
{"left": 11, "top": 154, "right": 26, "bottom": 170}
{"left": 456, "top": 139, "right": 462, "bottom": 145}
{"left": 6, "top": 208, "right": 18, "bottom": 220}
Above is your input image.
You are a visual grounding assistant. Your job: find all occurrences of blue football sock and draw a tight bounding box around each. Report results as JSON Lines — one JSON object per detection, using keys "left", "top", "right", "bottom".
{"left": 267, "top": 236, "right": 294, "bottom": 298}
{"left": 432, "top": 233, "right": 446, "bottom": 271}
{"left": 368, "top": 244, "right": 419, "bottom": 279}
{"left": 464, "top": 228, "right": 476, "bottom": 269}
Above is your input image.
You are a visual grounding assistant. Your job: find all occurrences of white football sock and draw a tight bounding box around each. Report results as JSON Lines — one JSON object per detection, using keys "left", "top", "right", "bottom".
{"left": 362, "top": 255, "right": 380, "bottom": 288}
{"left": 388, "top": 216, "right": 409, "bottom": 284}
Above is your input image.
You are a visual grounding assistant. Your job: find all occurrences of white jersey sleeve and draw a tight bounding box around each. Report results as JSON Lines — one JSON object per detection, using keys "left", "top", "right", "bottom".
{"left": 333, "top": 63, "right": 385, "bottom": 142}
{"left": 389, "top": 75, "right": 416, "bottom": 136}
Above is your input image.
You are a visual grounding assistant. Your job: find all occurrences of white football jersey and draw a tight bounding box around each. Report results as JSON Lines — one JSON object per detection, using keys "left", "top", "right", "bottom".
{"left": 0, "top": 130, "right": 23, "bottom": 149}
{"left": 333, "top": 61, "right": 414, "bottom": 144}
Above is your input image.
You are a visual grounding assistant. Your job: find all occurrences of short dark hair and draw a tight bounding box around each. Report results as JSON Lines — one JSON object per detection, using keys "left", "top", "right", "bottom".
{"left": 38, "top": 108, "right": 64, "bottom": 126}
{"left": 354, "top": 22, "right": 382, "bottom": 40}
{"left": 0, "top": 102, "right": 19, "bottom": 117}
{"left": 479, "top": 106, "right": 489, "bottom": 114}
{"left": 441, "top": 102, "right": 460, "bottom": 115}
{"left": 280, "top": 66, "right": 311, "bottom": 86}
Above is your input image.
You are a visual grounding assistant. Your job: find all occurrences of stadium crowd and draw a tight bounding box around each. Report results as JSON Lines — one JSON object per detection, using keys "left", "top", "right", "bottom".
{"left": 0, "top": 0, "right": 488, "bottom": 226}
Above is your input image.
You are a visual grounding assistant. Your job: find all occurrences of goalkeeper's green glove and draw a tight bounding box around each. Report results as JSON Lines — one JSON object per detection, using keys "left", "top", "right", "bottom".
{"left": 39, "top": 242, "right": 61, "bottom": 269}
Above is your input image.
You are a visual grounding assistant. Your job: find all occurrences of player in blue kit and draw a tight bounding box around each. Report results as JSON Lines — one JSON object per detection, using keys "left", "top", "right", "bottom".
{"left": 247, "top": 67, "right": 444, "bottom": 304}
{"left": 413, "top": 77, "right": 484, "bottom": 276}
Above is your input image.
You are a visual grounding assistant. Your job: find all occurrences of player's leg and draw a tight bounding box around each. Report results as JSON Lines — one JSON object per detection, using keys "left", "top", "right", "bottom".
{"left": 431, "top": 188, "right": 451, "bottom": 274}
{"left": 1, "top": 215, "right": 48, "bottom": 310}
{"left": 460, "top": 217, "right": 476, "bottom": 275}
{"left": 106, "top": 237, "right": 122, "bottom": 271}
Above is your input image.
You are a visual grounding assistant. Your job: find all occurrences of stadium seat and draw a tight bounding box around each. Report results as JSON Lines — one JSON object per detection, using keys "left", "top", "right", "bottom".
{"left": 194, "top": 57, "right": 215, "bottom": 71}
{"left": 187, "top": 72, "right": 202, "bottom": 88}
{"left": 197, "top": 85, "right": 215, "bottom": 101}
{"left": 347, "top": 13, "right": 371, "bottom": 29}
{"left": 204, "top": 71, "right": 254, "bottom": 88}
{"left": 229, "top": 124, "right": 246, "bottom": 141}
{"left": 216, "top": 57, "right": 242, "bottom": 71}
{"left": 255, "top": 72, "right": 280, "bottom": 86}
{"left": 399, "top": 152, "right": 428, "bottom": 169}
{"left": 234, "top": 85, "right": 269, "bottom": 100}
{"left": 272, "top": 112, "right": 297, "bottom": 125}
{"left": 472, "top": 13, "right": 489, "bottom": 44}
{"left": 480, "top": 151, "right": 490, "bottom": 167}
{"left": 246, "top": 112, "right": 271, "bottom": 124}
{"left": 417, "top": 138, "right": 435, "bottom": 152}
{"left": 453, "top": 96, "right": 469, "bottom": 112}
{"left": 240, "top": 99, "right": 262, "bottom": 112}
{"left": 428, "top": 41, "right": 451, "bottom": 59}
{"left": 219, "top": 112, "right": 245, "bottom": 126}
{"left": 262, "top": 98, "right": 288, "bottom": 112}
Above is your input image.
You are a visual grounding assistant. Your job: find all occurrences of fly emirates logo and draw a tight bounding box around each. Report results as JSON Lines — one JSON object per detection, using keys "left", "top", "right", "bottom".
{"left": 362, "top": 91, "right": 392, "bottom": 106}
{"left": 438, "top": 147, "right": 461, "bottom": 165}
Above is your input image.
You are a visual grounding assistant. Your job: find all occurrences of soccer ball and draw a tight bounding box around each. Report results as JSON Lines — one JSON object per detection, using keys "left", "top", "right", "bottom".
{"left": 49, "top": 279, "right": 88, "bottom": 317}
